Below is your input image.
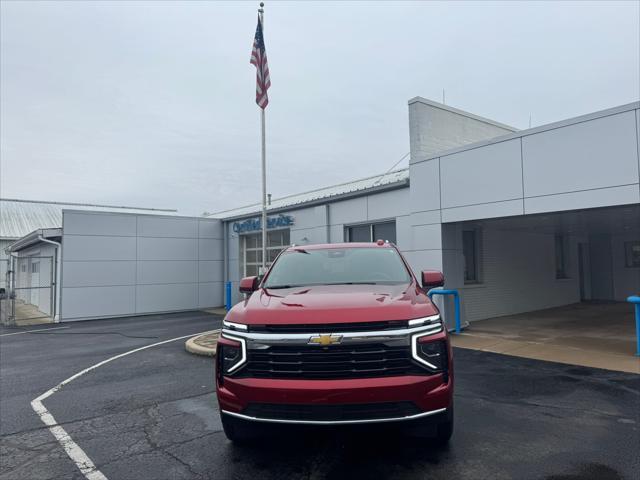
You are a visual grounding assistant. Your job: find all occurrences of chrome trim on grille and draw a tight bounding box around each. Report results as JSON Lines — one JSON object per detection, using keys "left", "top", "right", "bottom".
{"left": 221, "top": 321, "right": 443, "bottom": 348}
{"left": 221, "top": 407, "right": 447, "bottom": 425}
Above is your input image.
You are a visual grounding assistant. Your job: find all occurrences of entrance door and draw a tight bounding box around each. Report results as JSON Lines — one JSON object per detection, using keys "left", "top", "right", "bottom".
{"left": 578, "top": 243, "right": 591, "bottom": 301}
{"left": 12, "top": 256, "right": 53, "bottom": 322}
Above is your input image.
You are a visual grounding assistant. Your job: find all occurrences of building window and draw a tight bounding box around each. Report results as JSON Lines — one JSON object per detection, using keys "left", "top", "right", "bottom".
{"left": 463, "top": 230, "right": 479, "bottom": 283}
{"left": 20, "top": 264, "right": 26, "bottom": 273}
{"left": 31, "top": 262, "right": 39, "bottom": 274}
{"left": 555, "top": 234, "right": 569, "bottom": 279}
{"left": 345, "top": 221, "right": 396, "bottom": 244}
{"left": 625, "top": 241, "right": 640, "bottom": 268}
{"left": 240, "top": 229, "right": 290, "bottom": 277}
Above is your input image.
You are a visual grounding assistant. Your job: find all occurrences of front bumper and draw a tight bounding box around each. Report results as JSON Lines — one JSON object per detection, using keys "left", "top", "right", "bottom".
{"left": 217, "top": 373, "right": 452, "bottom": 424}
{"left": 221, "top": 406, "right": 447, "bottom": 425}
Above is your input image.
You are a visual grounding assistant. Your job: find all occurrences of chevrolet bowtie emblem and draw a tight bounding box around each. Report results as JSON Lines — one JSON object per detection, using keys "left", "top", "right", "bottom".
{"left": 308, "top": 334, "right": 343, "bottom": 346}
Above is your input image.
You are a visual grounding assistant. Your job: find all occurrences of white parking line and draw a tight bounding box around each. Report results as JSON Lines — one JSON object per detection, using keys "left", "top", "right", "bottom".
{"left": 0, "top": 326, "right": 69, "bottom": 337}
{"left": 31, "top": 331, "right": 210, "bottom": 480}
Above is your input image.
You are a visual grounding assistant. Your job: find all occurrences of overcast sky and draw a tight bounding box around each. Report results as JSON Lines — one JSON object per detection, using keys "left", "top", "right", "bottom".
{"left": 1, "top": 1, "right": 638, "bottom": 215}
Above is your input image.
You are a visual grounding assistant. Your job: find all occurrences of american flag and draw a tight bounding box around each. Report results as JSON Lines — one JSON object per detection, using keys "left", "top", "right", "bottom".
{"left": 250, "top": 14, "right": 271, "bottom": 109}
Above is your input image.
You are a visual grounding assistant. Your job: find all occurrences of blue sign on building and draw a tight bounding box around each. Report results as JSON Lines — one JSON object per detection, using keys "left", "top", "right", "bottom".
{"left": 232, "top": 215, "right": 294, "bottom": 234}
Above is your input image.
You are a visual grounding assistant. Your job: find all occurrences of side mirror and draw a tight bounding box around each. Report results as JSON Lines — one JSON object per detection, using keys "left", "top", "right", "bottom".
{"left": 239, "top": 276, "right": 259, "bottom": 294}
{"left": 421, "top": 270, "right": 444, "bottom": 289}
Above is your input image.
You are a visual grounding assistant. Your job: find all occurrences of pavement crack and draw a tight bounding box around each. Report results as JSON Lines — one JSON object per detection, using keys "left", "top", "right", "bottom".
{"left": 455, "top": 392, "right": 628, "bottom": 419}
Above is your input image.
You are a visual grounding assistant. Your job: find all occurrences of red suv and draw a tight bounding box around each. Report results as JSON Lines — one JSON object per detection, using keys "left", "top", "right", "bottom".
{"left": 216, "top": 242, "right": 453, "bottom": 444}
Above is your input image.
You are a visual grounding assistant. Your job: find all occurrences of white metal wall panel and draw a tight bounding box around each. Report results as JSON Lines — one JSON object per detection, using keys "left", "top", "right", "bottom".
{"left": 442, "top": 199, "right": 524, "bottom": 223}
{"left": 63, "top": 236, "right": 136, "bottom": 262}
{"left": 441, "top": 139, "right": 523, "bottom": 208}
{"left": 62, "top": 286, "right": 136, "bottom": 319}
{"left": 291, "top": 226, "right": 326, "bottom": 245}
{"left": 199, "top": 261, "right": 224, "bottom": 283}
{"left": 137, "top": 237, "right": 198, "bottom": 261}
{"left": 198, "top": 219, "right": 223, "bottom": 239}
{"left": 409, "top": 160, "right": 440, "bottom": 212}
{"left": 395, "top": 215, "right": 411, "bottom": 249}
{"left": 410, "top": 210, "right": 440, "bottom": 226}
{"left": 63, "top": 261, "right": 136, "bottom": 288}
{"left": 524, "top": 184, "right": 640, "bottom": 215}
{"left": 61, "top": 211, "right": 224, "bottom": 321}
{"left": 228, "top": 229, "right": 240, "bottom": 261}
{"left": 137, "top": 216, "right": 198, "bottom": 238}
{"left": 411, "top": 224, "right": 442, "bottom": 250}
{"left": 63, "top": 211, "right": 137, "bottom": 236}
{"left": 367, "top": 188, "right": 409, "bottom": 219}
{"left": 403, "top": 249, "right": 444, "bottom": 275}
{"left": 288, "top": 205, "right": 323, "bottom": 230}
{"left": 199, "top": 238, "right": 223, "bottom": 261}
{"left": 328, "top": 225, "right": 344, "bottom": 243}
{"left": 136, "top": 283, "right": 198, "bottom": 312}
{"left": 522, "top": 110, "right": 639, "bottom": 197}
{"left": 136, "top": 260, "right": 198, "bottom": 285}
{"left": 199, "top": 282, "right": 224, "bottom": 308}
{"left": 328, "top": 197, "right": 368, "bottom": 225}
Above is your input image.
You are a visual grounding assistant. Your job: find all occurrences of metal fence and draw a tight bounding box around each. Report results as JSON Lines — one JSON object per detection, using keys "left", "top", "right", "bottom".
{"left": 1, "top": 256, "right": 54, "bottom": 326}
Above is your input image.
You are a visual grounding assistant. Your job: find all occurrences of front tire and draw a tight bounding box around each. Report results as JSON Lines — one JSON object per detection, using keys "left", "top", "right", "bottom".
{"left": 405, "top": 405, "right": 454, "bottom": 445}
{"left": 434, "top": 407, "right": 454, "bottom": 446}
{"left": 221, "top": 414, "right": 258, "bottom": 445}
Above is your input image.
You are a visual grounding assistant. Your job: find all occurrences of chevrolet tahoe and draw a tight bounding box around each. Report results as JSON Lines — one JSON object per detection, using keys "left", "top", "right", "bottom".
{"left": 216, "top": 241, "right": 453, "bottom": 444}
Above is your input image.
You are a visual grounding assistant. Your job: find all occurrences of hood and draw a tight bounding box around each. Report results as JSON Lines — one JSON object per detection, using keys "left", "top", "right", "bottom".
{"left": 225, "top": 282, "right": 439, "bottom": 326}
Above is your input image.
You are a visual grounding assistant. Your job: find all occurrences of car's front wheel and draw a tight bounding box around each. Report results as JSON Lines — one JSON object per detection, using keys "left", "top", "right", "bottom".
{"left": 434, "top": 407, "right": 454, "bottom": 445}
{"left": 221, "top": 414, "right": 259, "bottom": 445}
{"left": 405, "top": 405, "right": 454, "bottom": 445}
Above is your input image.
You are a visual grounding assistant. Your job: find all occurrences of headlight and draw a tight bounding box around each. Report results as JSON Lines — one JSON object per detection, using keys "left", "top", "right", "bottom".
{"left": 216, "top": 334, "right": 247, "bottom": 379}
{"left": 408, "top": 314, "right": 440, "bottom": 326}
{"left": 223, "top": 320, "right": 248, "bottom": 331}
{"left": 411, "top": 334, "right": 449, "bottom": 373}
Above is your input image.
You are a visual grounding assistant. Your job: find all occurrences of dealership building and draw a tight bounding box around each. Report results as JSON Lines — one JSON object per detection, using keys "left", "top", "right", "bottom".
{"left": 4, "top": 98, "right": 639, "bottom": 330}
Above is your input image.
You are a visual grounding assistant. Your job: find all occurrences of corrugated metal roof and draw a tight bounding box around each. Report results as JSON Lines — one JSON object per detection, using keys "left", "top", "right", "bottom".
{"left": 208, "top": 168, "right": 409, "bottom": 220}
{"left": 0, "top": 199, "right": 177, "bottom": 240}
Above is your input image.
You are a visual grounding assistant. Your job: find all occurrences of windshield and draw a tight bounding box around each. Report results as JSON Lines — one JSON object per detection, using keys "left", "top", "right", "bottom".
{"left": 263, "top": 247, "right": 412, "bottom": 288}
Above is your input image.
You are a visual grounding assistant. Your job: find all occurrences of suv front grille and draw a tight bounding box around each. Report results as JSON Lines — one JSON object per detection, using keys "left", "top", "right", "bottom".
{"left": 240, "top": 343, "right": 425, "bottom": 379}
{"left": 243, "top": 401, "right": 421, "bottom": 422}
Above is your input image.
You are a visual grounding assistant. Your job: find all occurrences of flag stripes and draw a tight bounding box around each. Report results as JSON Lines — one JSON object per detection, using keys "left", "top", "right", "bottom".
{"left": 250, "top": 13, "right": 271, "bottom": 109}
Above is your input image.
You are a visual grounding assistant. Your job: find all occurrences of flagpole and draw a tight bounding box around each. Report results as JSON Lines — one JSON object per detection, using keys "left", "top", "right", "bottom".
{"left": 260, "top": 104, "right": 267, "bottom": 274}
{"left": 259, "top": 3, "right": 267, "bottom": 276}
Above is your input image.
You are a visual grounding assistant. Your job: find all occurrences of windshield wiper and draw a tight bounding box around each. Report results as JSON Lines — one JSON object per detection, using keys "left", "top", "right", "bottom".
{"left": 322, "top": 282, "right": 378, "bottom": 285}
{"left": 264, "top": 285, "right": 303, "bottom": 289}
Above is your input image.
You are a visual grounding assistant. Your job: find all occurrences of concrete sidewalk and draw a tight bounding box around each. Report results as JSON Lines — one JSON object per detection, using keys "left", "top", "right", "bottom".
{"left": 450, "top": 303, "right": 640, "bottom": 374}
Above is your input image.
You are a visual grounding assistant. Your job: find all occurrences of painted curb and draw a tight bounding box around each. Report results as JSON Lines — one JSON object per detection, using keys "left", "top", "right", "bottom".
{"left": 185, "top": 330, "right": 220, "bottom": 357}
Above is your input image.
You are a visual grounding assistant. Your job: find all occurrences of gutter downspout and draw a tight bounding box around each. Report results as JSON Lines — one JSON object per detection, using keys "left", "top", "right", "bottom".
{"left": 223, "top": 221, "right": 228, "bottom": 307}
{"left": 37, "top": 236, "right": 61, "bottom": 322}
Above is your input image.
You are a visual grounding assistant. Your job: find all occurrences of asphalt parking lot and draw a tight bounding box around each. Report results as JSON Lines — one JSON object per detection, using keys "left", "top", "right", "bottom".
{"left": 1, "top": 312, "right": 638, "bottom": 480}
